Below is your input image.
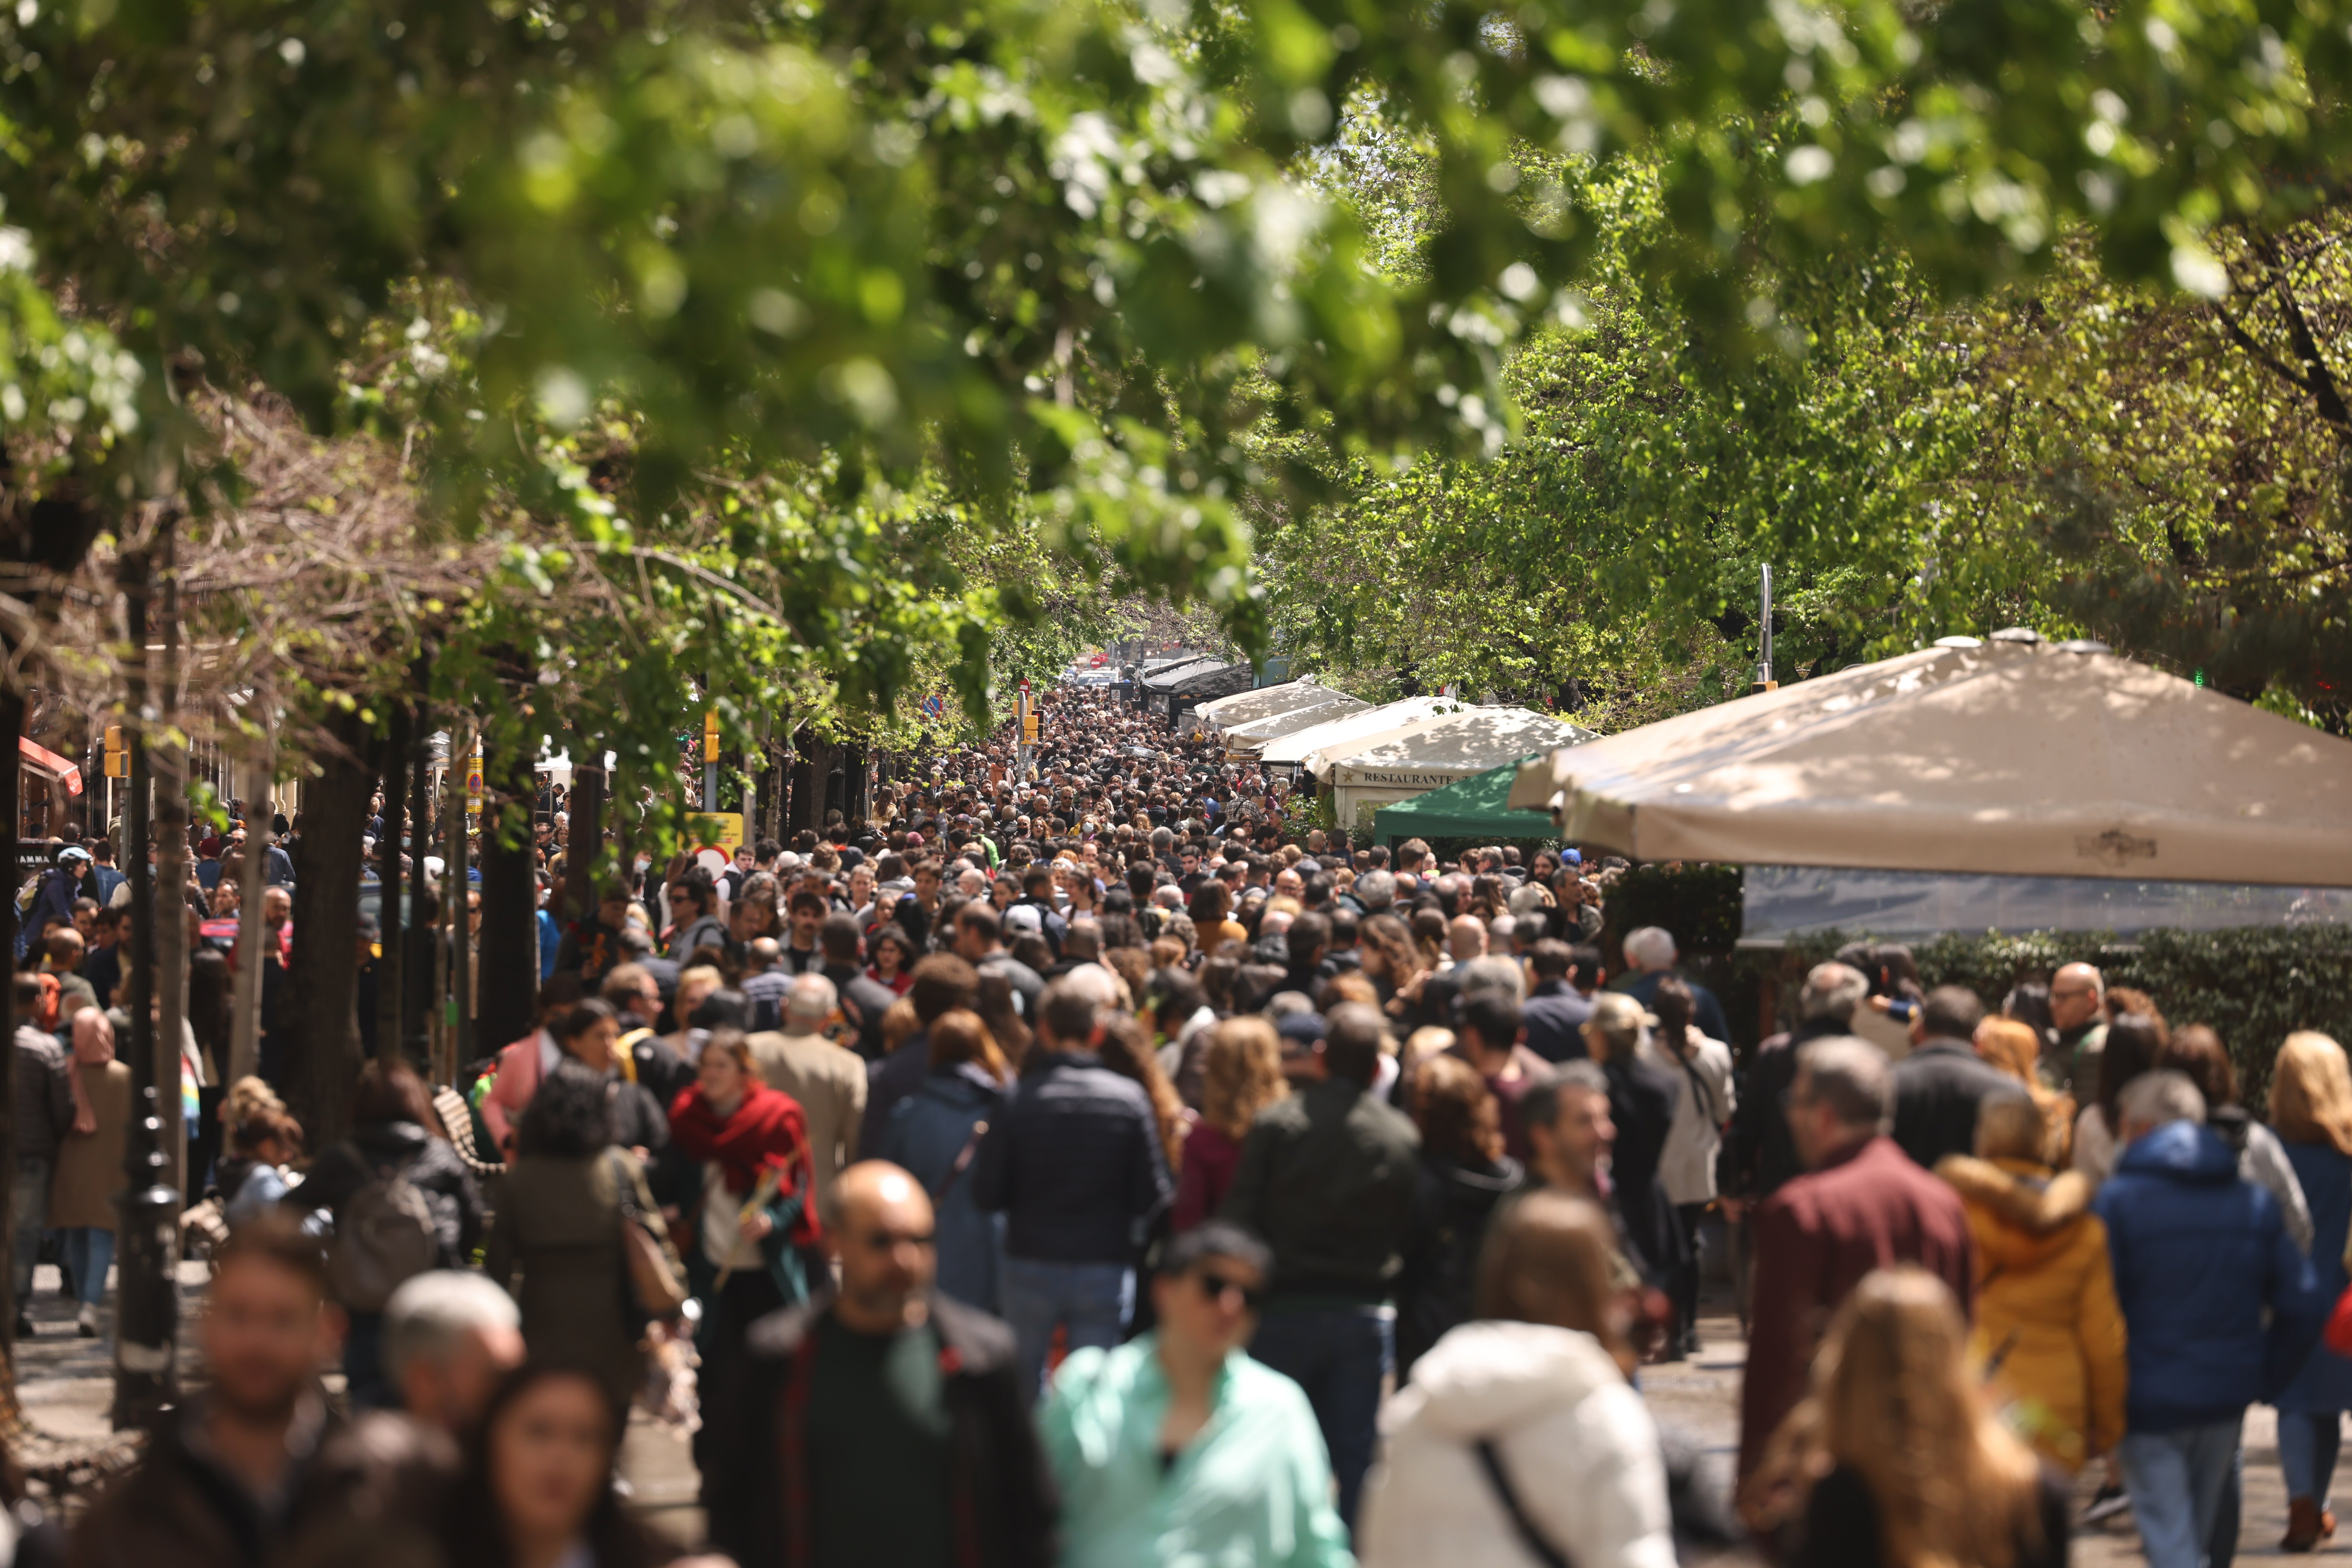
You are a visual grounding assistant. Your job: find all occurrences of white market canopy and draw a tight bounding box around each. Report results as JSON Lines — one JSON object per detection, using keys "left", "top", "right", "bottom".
{"left": 1319, "top": 707, "right": 1599, "bottom": 825}
{"left": 1218, "top": 688, "right": 1382, "bottom": 749}
{"left": 1198, "top": 679, "right": 1353, "bottom": 730}
{"left": 1255, "top": 695, "right": 1470, "bottom": 767}
{"left": 1506, "top": 637, "right": 2352, "bottom": 886}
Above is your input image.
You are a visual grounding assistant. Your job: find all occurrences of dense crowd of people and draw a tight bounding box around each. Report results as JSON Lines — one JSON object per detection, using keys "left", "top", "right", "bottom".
{"left": 10, "top": 682, "right": 2352, "bottom": 1568}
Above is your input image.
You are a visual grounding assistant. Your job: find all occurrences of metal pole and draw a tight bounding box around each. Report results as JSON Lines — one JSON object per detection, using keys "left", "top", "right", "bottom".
{"left": 226, "top": 751, "right": 272, "bottom": 1084}
{"left": 447, "top": 716, "right": 473, "bottom": 1084}
{"left": 406, "top": 686, "right": 431, "bottom": 1067}
{"left": 1753, "top": 564, "right": 1777, "bottom": 694}
{"left": 153, "top": 524, "right": 187, "bottom": 1194}
{"left": 112, "top": 540, "right": 178, "bottom": 1431}
{"left": 376, "top": 702, "right": 409, "bottom": 1065}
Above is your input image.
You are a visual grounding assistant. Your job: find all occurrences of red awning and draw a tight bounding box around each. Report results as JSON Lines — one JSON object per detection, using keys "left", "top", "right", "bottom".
{"left": 19, "top": 736, "right": 82, "bottom": 797}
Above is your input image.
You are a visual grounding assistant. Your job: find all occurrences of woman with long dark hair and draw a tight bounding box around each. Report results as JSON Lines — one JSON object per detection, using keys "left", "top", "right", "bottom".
{"left": 482, "top": 1063, "right": 680, "bottom": 1413}
{"left": 1394, "top": 1053, "right": 1521, "bottom": 1381}
{"left": 439, "top": 1363, "right": 681, "bottom": 1568}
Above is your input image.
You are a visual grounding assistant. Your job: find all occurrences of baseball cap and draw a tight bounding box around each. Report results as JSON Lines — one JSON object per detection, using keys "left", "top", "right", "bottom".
{"left": 57, "top": 846, "right": 92, "bottom": 865}
{"left": 1003, "top": 905, "right": 1045, "bottom": 935}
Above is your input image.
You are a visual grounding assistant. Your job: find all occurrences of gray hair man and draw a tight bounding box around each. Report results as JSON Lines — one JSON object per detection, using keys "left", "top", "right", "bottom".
{"left": 381, "top": 1270, "right": 525, "bottom": 1436}
{"left": 746, "top": 970, "right": 867, "bottom": 1213}
{"left": 1738, "top": 1035, "right": 1975, "bottom": 1481}
{"left": 1721, "top": 962, "right": 1867, "bottom": 1211}
{"left": 1617, "top": 925, "right": 1730, "bottom": 1046}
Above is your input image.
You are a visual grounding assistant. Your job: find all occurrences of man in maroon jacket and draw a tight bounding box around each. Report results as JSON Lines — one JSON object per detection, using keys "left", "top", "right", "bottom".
{"left": 1737, "top": 1035, "right": 1976, "bottom": 1481}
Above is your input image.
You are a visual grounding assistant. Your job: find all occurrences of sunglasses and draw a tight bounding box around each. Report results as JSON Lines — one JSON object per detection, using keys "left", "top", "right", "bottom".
{"left": 1194, "top": 1269, "right": 1267, "bottom": 1313}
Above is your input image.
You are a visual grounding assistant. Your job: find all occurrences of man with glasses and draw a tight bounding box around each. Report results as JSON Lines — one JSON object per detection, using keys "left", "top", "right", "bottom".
{"left": 705, "top": 1160, "right": 1056, "bottom": 1568}
{"left": 2048, "top": 961, "right": 2108, "bottom": 1094}
{"left": 1042, "top": 1222, "right": 1353, "bottom": 1568}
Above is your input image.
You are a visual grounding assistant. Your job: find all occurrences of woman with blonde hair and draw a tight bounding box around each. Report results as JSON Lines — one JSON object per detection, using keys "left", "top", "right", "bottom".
{"left": 1745, "top": 1268, "right": 2067, "bottom": 1568}
{"left": 1359, "top": 1193, "right": 1672, "bottom": 1568}
{"left": 2269, "top": 1031, "right": 2352, "bottom": 1549}
{"left": 1173, "top": 1017, "right": 1287, "bottom": 1230}
{"left": 1975, "top": 1017, "right": 2075, "bottom": 1167}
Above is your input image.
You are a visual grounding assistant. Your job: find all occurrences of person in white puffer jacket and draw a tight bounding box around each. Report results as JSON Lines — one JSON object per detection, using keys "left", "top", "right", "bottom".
{"left": 1357, "top": 1191, "right": 1679, "bottom": 1568}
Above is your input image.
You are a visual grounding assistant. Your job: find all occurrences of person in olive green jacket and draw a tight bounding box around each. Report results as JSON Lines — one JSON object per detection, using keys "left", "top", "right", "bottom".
{"left": 1043, "top": 1223, "right": 1353, "bottom": 1568}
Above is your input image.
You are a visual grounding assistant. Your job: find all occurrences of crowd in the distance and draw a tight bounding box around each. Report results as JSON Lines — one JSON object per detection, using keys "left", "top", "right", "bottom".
{"left": 23, "top": 682, "right": 2352, "bottom": 1568}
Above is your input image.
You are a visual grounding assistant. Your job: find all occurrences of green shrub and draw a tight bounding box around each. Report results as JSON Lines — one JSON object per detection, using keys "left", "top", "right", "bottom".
{"left": 1610, "top": 863, "right": 1744, "bottom": 956}
{"left": 1738, "top": 925, "right": 2352, "bottom": 1107}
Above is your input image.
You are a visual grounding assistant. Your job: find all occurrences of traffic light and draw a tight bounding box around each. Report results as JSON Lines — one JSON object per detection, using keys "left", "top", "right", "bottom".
{"left": 103, "top": 725, "right": 128, "bottom": 779}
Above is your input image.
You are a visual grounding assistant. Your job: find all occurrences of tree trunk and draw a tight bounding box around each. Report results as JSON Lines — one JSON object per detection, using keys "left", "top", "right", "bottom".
{"left": 0, "top": 672, "right": 20, "bottom": 1372}
{"left": 565, "top": 747, "right": 605, "bottom": 919}
{"left": 476, "top": 720, "right": 537, "bottom": 1056}
{"left": 284, "top": 705, "right": 371, "bottom": 1149}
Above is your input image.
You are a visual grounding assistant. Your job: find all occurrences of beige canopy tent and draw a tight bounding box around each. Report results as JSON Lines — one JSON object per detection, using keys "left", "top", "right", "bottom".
{"left": 1257, "top": 696, "right": 1470, "bottom": 768}
{"left": 1196, "top": 679, "right": 1351, "bottom": 731}
{"left": 1317, "top": 707, "right": 1599, "bottom": 827}
{"left": 1506, "top": 637, "right": 2352, "bottom": 886}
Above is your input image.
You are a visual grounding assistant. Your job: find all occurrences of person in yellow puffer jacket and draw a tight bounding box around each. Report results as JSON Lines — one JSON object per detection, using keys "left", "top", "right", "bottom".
{"left": 1936, "top": 1093, "right": 2129, "bottom": 1473}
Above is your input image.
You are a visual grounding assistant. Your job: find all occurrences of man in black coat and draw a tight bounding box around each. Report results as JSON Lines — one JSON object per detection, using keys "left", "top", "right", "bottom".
{"left": 1889, "top": 985, "right": 2018, "bottom": 1169}
{"left": 1582, "top": 993, "right": 1683, "bottom": 1294}
{"left": 1520, "top": 939, "right": 1600, "bottom": 1063}
{"left": 1723, "top": 961, "right": 1869, "bottom": 1207}
{"left": 704, "top": 1161, "right": 1058, "bottom": 1568}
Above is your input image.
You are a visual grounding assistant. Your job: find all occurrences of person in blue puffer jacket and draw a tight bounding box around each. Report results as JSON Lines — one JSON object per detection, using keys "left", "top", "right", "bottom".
{"left": 2096, "top": 1068, "right": 2328, "bottom": 1568}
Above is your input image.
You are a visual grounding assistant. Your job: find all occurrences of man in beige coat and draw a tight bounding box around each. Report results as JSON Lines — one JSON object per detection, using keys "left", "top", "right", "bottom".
{"left": 747, "top": 973, "right": 868, "bottom": 1214}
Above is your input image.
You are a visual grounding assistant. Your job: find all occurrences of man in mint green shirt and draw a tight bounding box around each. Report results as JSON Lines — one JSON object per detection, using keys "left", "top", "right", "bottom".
{"left": 1041, "top": 1223, "right": 1355, "bottom": 1568}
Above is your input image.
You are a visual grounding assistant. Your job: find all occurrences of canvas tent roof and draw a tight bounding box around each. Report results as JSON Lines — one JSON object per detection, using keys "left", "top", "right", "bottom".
{"left": 1257, "top": 696, "right": 1470, "bottom": 767}
{"left": 1506, "top": 637, "right": 2352, "bottom": 886}
{"left": 1166, "top": 662, "right": 1255, "bottom": 702}
{"left": 1369, "top": 760, "right": 1559, "bottom": 845}
{"left": 1197, "top": 679, "right": 1336, "bottom": 727}
{"left": 1317, "top": 707, "right": 1600, "bottom": 783}
{"left": 1140, "top": 655, "right": 1223, "bottom": 691}
{"left": 1216, "top": 687, "right": 1373, "bottom": 745}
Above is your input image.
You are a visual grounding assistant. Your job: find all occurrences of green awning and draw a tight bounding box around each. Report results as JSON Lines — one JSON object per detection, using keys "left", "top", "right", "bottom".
{"left": 1369, "top": 758, "right": 1557, "bottom": 846}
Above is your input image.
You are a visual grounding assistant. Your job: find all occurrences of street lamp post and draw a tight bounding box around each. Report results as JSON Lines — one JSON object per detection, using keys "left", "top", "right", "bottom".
{"left": 111, "top": 541, "right": 179, "bottom": 1431}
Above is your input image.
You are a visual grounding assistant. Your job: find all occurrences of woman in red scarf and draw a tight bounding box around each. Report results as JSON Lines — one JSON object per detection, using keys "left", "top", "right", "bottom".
{"left": 667, "top": 1027, "right": 820, "bottom": 1427}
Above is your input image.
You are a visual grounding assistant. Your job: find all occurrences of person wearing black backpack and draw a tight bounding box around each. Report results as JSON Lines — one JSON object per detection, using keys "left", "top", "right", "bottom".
{"left": 301, "top": 1060, "right": 486, "bottom": 1409}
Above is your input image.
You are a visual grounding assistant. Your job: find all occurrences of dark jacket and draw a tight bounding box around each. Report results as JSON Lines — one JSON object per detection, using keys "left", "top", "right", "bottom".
{"left": 823, "top": 962, "right": 901, "bottom": 1061}
{"left": 300, "top": 1120, "right": 486, "bottom": 1271}
{"left": 1739, "top": 1136, "right": 1974, "bottom": 1479}
{"left": 862, "top": 1032, "right": 932, "bottom": 1153}
{"left": 481, "top": 1149, "right": 675, "bottom": 1411}
{"left": 1603, "top": 1052, "right": 1683, "bottom": 1287}
{"left": 12, "top": 1024, "right": 73, "bottom": 1164}
{"left": 1521, "top": 978, "right": 1594, "bottom": 1064}
{"left": 1786, "top": 1463, "right": 2069, "bottom": 1568}
{"left": 1396, "top": 1152, "right": 1523, "bottom": 1379}
{"left": 1890, "top": 1039, "right": 2022, "bottom": 1170}
{"left": 702, "top": 1294, "right": 1057, "bottom": 1568}
{"left": 69, "top": 1397, "right": 454, "bottom": 1568}
{"left": 971, "top": 1051, "right": 1170, "bottom": 1265}
{"left": 1221, "top": 1076, "right": 1421, "bottom": 1304}
{"left": 876, "top": 1065, "right": 1007, "bottom": 1313}
{"left": 1723, "top": 1016, "right": 1849, "bottom": 1200}
{"left": 2094, "top": 1119, "right": 2326, "bottom": 1433}
{"left": 626, "top": 1027, "right": 695, "bottom": 1109}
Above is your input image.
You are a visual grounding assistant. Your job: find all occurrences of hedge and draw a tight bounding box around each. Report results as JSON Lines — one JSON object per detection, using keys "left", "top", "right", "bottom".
{"left": 1738, "top": 925, "right": 2352, "bottom": 1108}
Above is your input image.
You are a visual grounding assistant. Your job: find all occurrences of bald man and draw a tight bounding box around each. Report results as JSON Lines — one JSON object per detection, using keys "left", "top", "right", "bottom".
{"left": 704, "top": 1162, "right": 1057, "bottom": 1568}
{"left": 2049, "top": 961, "right": 2107, "bottom": 1094}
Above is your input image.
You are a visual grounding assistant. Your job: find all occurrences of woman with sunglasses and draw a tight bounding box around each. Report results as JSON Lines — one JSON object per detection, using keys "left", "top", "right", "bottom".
{"left": 1040, "top": 1222, "right": 1352, "bottom": 1568}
